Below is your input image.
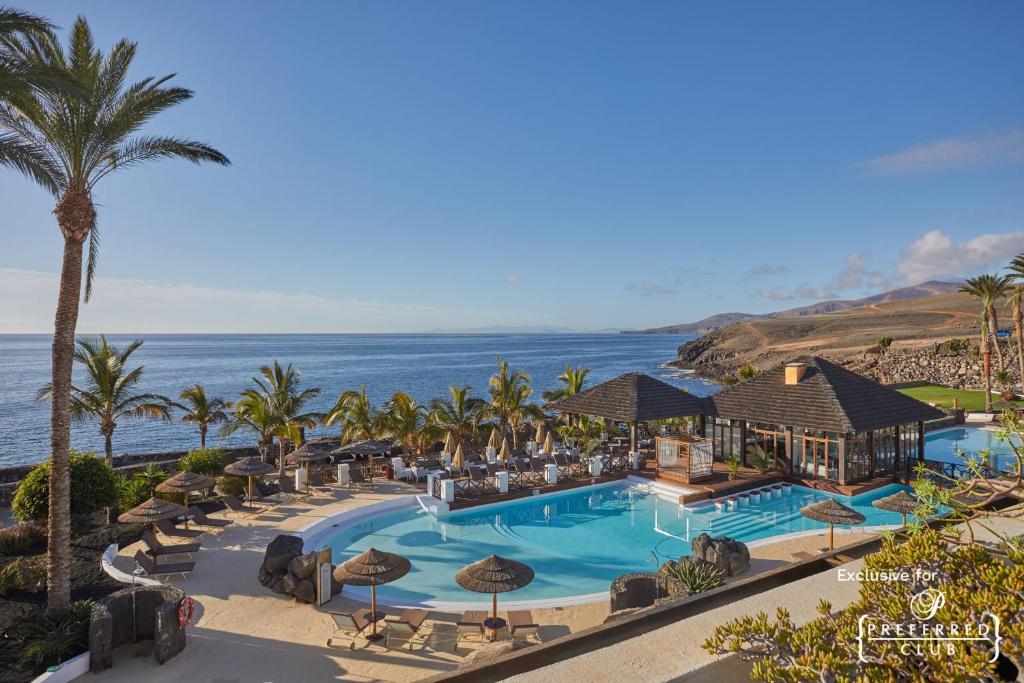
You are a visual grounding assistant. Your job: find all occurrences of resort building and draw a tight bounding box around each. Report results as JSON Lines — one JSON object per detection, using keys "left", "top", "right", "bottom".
{"left": 706, "top": 357, "right": 945, "bottom": 488}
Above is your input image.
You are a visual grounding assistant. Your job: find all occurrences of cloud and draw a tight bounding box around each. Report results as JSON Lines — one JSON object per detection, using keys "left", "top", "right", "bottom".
{"left": 625, "top": 282, "right": 675, "bottom": 297}
{"left": 505, "top": 275, "right": 522, "bottom": 286}
{"left": 756, "top": 288, "right": 796, "bottom": 301}
{"left": 748, "top": 264, "right": 789, "bottom": 277}
{"left": 0, "top": 269, "right": 509, "bottom": 333}
{"left": 855, "top": 129, "right": 1024, "bottom": 176}
{"left": 824, "top": 251, "right": 889, "bottom": 292}
{"left": 895, "top": 229, "right": 1024, "bottom": 283}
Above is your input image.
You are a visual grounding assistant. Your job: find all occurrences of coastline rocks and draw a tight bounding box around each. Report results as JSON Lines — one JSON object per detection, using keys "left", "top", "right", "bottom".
{"left": 691, "top": 533, "right": 750, "bottom": 576}
{"left": 258, "top": 534, "right": 320, "bottom": 603}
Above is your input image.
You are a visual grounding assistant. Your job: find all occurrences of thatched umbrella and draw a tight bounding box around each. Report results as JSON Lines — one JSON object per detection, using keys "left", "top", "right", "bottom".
{"left": 543, "top": 431, "right": 554, "bottom": 455}
{"left": 333, "top": 548, "right": 411, "bottom": 643}
{"left": 534, "top": 422, "right": 546, "bottom": 445}
{"left": 224, "top": 456, "right": 275, "bottom": 502}
{"left": 487, "top": 427, "right": 500, "bottom": 450}
{"left": 498, "top": 436, "right": 511, "bottom": 462}
{"left": 155, "top": 471, "right": 214, "bottom": 530}
{"left": 286, "top": 445, "right": 332, "bottom": 467}
{"left": 872, "top": 490, "right": 919, "bottom": 527}
{"left": 118, "top": 497, "right": 188, "bottom": 561}
{"left": 332, "top": 439, "right": 393, "bottom": 457}
{"left": 800, "top": 498, "right": 866, "bottom": 550}
{"left": 456, "top": 555, "right": 534, "bottom": 641}
{"left": 443, "top": 431, "right": 455, "bottom": 454}
{"left": 451, "top": 443, "right": 465, "bottom": 469}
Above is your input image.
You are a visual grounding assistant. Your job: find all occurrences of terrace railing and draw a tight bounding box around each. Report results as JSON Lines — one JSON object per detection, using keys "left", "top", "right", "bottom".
{"left": 911, "top": 458, "right": 1003, "bottom": 484}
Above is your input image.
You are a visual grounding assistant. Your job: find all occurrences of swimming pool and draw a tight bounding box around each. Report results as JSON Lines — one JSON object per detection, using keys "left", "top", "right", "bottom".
{"left": 924, "top": 426, "right": 1019, "bottom": 471}
{"left": 319, "top": 481, "right": 911, "bottom": 607}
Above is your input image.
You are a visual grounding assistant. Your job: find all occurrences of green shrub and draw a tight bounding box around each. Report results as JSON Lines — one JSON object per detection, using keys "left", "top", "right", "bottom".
{"left": 738, "top": 363, "right": 757, "bottom": 380}
{"left": 12, "top": 451, "right": 118, "bottom": 522}
{"left": 875, "top": 335, "right": 893, "bottom": 350}
{"left": 216, "top": 474, "right": 247, "bottom": 497}
{"left": 10, "top": 600, "right": 93, "bottom": 669}
{"left": 664, "top": 558, "right": 725, "bottom": 595}
{"left": 939, "top": 338, "right": 971, "bottom": 355}
{"left": 752, "top": 448, "right": 773, "bottom": 474}
{"left": 721, "top": 375, "right": 739, "bottom": 386}
{"left": 115, "top": 474, "right": 154, "bottom": 511}
{"left": 726, "top": 455, "right": 741, "bottom": 479}
{"left": 0, "top": 523, "right": 47, "bottom": 556}
{"left": 0, "top": 556, "right": 47, "bottom": 595}
{"left": 178, "top": 448, "right": 224, "bottom": 476}
{"left": 865, "top": 344, "right": 882, "bottom": 355}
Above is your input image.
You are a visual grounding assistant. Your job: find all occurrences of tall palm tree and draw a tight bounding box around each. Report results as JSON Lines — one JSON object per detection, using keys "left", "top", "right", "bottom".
{"left": 381, "top": 391, "right": 434, "bottom": 454}
{"left": 0, "top": 17, "right": 228, "bottom": 611}
{"left": 324, "top": 386, "right": 383, "bottom": 444}
{"left": 242, "top": 362, "right": 321, "bottom": 477}
{"left": 175, "top": 384, "right": 232, "bottom": 449}
{"left": 221, "top": 394, "right": 280, "bottom": 462}
{"left": 482, "top": 357, "right": 542, "bottom": 449}
{"left": 429, "top": 385, "right": 483, "bottom": 448}
{"left": 1008, "top": 253, "right": 1024, "bottom": 389}
{"left": 37, "top": 336, "right": 172, "bottom": 466}
{"left": 542, "top": 365, "right": 590, "bottom": 428}
{"left": 0, "top": 8, "right": 52, "bottom": 101}
{"left": 960, "top": 274, "right": 1013, "bottom": 412}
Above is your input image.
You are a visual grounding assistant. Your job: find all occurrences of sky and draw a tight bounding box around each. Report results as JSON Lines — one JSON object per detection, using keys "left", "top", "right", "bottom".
{"left": 1, "top": 1, "right": 1023, "bottom": 333}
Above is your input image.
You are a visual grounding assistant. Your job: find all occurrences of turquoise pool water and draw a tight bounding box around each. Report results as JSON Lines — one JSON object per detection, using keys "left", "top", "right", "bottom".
{"left": 925, "top": 426, "right": 1019, "bottom": 471}
{"left": 323, "top": 482, "right": 911, "bottom": 605}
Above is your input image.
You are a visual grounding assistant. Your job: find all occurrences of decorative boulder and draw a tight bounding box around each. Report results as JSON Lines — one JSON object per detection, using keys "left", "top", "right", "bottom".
{"left": 257, "top": 534, "right": 322, "bottom": 604}
{"left": 690, "top": 532, "right": 750, "bottom": 576}
{"left": 288, "top": 552, "right": 318, "bottom": 580}
{"left": 263, "top": 535, "right": 304, "bottom": 574}
{"left": 292, "top": 578, "right": 316, "bottom": 604}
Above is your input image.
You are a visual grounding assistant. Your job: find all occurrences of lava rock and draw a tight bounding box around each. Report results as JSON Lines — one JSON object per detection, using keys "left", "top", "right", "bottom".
{"left": 691, "top": 532, "right": 750, "bottom": 576}
{"left": 292, "top": 578, "right": 316, "bottom": 604}
{"left": 262, "top": 534, "right": 304, "bottom": 574}
{"left": 288, "top": 552, "right": 318, "bottom": 580}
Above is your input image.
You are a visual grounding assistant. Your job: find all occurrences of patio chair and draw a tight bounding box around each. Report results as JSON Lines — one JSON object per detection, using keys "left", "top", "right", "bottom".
{"left": 456, "top": 610, "right": 487, "bottom": 646}
{"left": 552, "top": 453, "right": 584, "bottom": 479}
{"left": 326, "top": 608, "right": 375, "bottom": 649}
{"left": 305, "top": 469, "right": 333, "bottom": 497}
{"left": 529, "top": 457, "right": 551, "bottom": 481}
{"left": 133, "top": 549, "right": 194, "bottom": 581}
{"left": 277, "top": 476, "right": 310, "bottom": 499}
{"left": 222, "top": 494, "right": 264, "bottom": 518}
{"left": 187, "top": 505, "right": 233, "bottom": 530}
{"left": 142, "top": 530, "right": 200, "bottom": 558}
{"left": 347, "top": 467, "right": 373, "bottom": 489}
{"left": 467, "top": 466, "right": 496, "bottom": 496}
{"left": 384, "top": 608, "right": 430, "bottom": 649}
{"left": 156, "top": 518, "right": 203, "bottom": 539}
{"left": 507, "top": 610, "right": 540, "bottom": 641}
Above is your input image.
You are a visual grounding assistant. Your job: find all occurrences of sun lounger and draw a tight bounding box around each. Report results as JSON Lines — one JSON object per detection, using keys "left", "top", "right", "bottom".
{"left": 327, "top": 608, "right": 375, "bottom": 649}
{"left": 507, "top": 610, "right": 539, "bottom": 641}
{"left": 277, "top": 476, "right": 309, "bottom": 499}
{"left": 305, "top": 469, "right": 333, "bottom": 496}
{"left": 187, "top": 505, "right": 233, "bottom": 530}
{"left": 133, "top": 549, "right": 194, "bottom": 581}
{"left": 384, "top": 608, "right": 430, "bottom": 649}
{"left": 347, "top": 467, "right": 373, "bottom": 489}
{"left": 467, "top": 466, "right": 496, "bottom": 496}
{"left": 222, "top": 494, "right": 264, "bottom": 517}
{"left": 457, "top": 610, "right": 487, "bottom": 645}
{"left": 156, "top": 518, "right": 203, "bottom": 539}
{"left": 142, "top": 530, "right": 200, "bottom": 557}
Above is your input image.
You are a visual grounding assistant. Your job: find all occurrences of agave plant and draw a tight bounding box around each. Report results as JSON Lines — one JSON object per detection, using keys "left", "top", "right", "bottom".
{"left": 663, "top": 559, "right": 725, "bottom": 596}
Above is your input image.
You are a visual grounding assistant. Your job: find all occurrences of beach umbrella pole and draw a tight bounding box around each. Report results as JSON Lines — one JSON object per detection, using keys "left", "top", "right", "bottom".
{"left": 150, "top": 522, "right": 158, "bottom": 562}
{"left": 367, "top": 584, "right": 383, "bottom": 642}
{"left": 902, "top": 512, "right": 907, "bottom": 527}
{"left": 492, "top": 591, "right": 498, "bottom": 641}
{"left": 829, "top": 523, "right": 834, "bottom": 551}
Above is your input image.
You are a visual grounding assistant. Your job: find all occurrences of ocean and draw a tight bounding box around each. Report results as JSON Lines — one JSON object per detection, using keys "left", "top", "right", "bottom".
{"left": 0, "top": 333, "right": 714, "bottom": 469}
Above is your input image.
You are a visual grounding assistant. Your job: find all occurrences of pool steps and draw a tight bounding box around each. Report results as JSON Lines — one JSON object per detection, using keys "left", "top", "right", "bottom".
{"left": 695, "top": 482, "right": 792, "bottom": 513}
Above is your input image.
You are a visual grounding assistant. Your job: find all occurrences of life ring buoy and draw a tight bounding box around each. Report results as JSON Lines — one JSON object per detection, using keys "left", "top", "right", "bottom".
{"left": 178, "top": 596, "right": 195, "bottom": 627}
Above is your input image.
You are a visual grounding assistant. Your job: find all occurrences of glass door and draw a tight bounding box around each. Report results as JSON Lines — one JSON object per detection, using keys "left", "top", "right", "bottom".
{"left": 801, "top": 436, "right": 827, "bottom": 478}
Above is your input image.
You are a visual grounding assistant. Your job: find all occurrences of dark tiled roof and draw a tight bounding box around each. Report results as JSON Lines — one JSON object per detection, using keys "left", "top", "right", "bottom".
{"left": 709, "top": 356, "right": 945, "bottom": 433}
{"left": 548, "top": 372, "right": 707, "bottom": 422}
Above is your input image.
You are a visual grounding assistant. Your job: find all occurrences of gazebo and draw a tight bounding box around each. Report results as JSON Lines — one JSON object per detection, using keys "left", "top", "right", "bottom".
{"left": 548, "top": 372, "right": 707, "bottom": 452}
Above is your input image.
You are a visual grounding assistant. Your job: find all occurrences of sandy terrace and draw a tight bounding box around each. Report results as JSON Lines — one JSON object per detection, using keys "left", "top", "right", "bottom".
{"left": 92, "top": 480, "right": 881, "bottom": 683}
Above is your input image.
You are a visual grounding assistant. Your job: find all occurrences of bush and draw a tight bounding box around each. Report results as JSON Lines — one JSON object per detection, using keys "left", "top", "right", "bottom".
{"left": 115, "top": 474, "right": 154, "bottom": 511}
{"left": 664, "top": 558, "right": 725, "bottom": 595}
{"left": 178, "top": 448, "right": 224, "bottom": 476}
{"left": 939, "top": 338, "right": 972, "bottom": 355}
{"left": 738, "top": 363, "right": 757, "bottom": 380}
{"left": 0, "top": 556, "right": 47, "bottom": 596}
{"left": 12, "top": 451, "right": 118, "bottom": 522}
{"left": 726, "top": 455, "right": 741, "bottom": 479}
{"left": 721, "top": 375, "right": 739, "bottom": 386}
{"left": 865, "top": 344, "right": 882, "bottom": 355}
{"left": 216, "top": 474, "right": 247, "bottom": 497}
{"left": 9, "top": 599, "right": 93, "bottom": 669}
{"left": 875, "top": 335, "right": 893, "bottom": 350}
{"left": 0, "top": 523, "right": 47, "bottom": 556}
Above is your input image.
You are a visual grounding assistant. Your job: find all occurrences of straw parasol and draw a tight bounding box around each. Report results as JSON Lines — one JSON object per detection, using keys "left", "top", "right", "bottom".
{"left": 333, "top": 548, "right": 411, "bottom": 642}
{"left": 155, "top": 471, "right": 214, "bottom": 530}
{"left": 534, "top": 422, "right": 546, "bottom": 445}
{"left": 451, "top": 443, "right": 465, "bottom": 469}
{"left": 286, "top": 444, "right": 332, "bottom": 466}
{"left": 872, "top": 490, "right": 919, "bottom": 527}
{"left": 118, "top": 497, "right": 188, "bottom": 561}
{"left": 544, "top": 431, "right": 554, "bottom": 455}
{"left": 224, "top": 456, "right": 275, "bottom": 502}
{"left": 498, "top": 437, "right": 511, "bottom": 462}
{"left": 332, "top": 439, "right": 393, "bottom": 457}
{"left": 456, "top": 555, "right": 534, "bottom": 641}
{"left": 487, "top": 427, "right": 500, "bottom": 450}
{"left": 443, "top": 431, "right": 454, "bottom": 454}
{"left": 800, "top": 498, "right": 866, "bottom": 550}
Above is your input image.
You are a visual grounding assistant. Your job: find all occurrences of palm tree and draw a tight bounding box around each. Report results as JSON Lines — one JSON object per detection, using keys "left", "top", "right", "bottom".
{"left": 325, "top": 386, "right": 384, "bottom": 444}
{"left": 960, "top": 274, "right": 1013, "bottom": 412}
{"left": 429, "top": 385, "right": 483, "bottom": 448}
{"left": 175, "top": 384, "right": 232, "bottom": 449}
{"left": 37, "top": 337, "right": 172, "bottom": 467}
{"left": 380, "top": 391, "right": 434, "bottom": 454}
{"left": 541, "top": 365, "right": 590, "bottom": 402}
{"left": 482, "top": 357, "right": 543, "bottom": 449}
{"left": 242, "top": 362, "right": 321, "bottom": 477}
{"left": 0, "top": 8, "right": 53, "bottom": 101}
{"left": 0, "top": 17, "right": 228, "bottom": 611}
{"left": 1008, "top": 253, "right": 1024, "bottom": 389}
{"left": 221, "top": 394, "right": 280, "bottom": 462}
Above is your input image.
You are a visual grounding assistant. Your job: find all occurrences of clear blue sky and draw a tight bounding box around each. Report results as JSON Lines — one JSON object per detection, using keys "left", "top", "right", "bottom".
{"left": 2, "top": 1, "right": 1023, "bottom": 332}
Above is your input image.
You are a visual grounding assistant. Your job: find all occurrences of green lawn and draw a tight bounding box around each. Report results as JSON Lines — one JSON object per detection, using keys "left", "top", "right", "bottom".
{"left": 898, "top": 384, "right": 1022, "bottom": 411}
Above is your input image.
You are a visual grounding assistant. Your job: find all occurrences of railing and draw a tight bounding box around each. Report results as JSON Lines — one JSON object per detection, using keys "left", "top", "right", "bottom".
{"left": 910, "top": 458, "right": 1003, "bottom": 483}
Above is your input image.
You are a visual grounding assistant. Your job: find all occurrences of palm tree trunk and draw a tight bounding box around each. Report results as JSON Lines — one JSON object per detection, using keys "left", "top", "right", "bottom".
{"left": 104, "top": 432, "right": 113, "bottom": 467}
{"left": 278, "top": 436, "right": 287, "bottom": 479}
{"left": 982, "top": 326, "right": 993, "bottom": 413}
{"left": 1016, "top": 308, "right": 1024, "bottom": 391}
{"left": 988, "top": 306, "right": 1005, "bottom": 371}
{"left": 47, "top": 237, "right": 84, "bottom": 611}
{"left": 200, "top": 424, "right": 207, "bottom": 450}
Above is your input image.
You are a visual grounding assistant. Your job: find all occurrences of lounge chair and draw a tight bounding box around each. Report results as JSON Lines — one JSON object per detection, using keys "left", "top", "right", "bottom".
{"left": 276, "top": 477, "right": 310, "bottom": 499}
{"left": 507, "top": 610, "right": 539, "bottom": 641}
{"left": 347, "top": 467, "right": 373, "bottom": 489}
{"left": 327, "top": 608, "right": 375, "bottom": 649}
{"left": 467, "top": 466, "right": 496, "bottom": 496}
{"left": 384, "top": 608, "right": 430, "bottom": 649}
{"left": 156, "top": 518, "right": 203, "bottom": 539}
{"left": 529, "top": 457, "right": 551, "bottom": 481}
{"left": 551, "top": 453, "right": 584, "bottom": 479}
{"left": 222, "top": 494, "right": 264, "bottom": 517}
{"left": 456, "top": 610, "right": 487, "bottom": 645}
{"left": 187, "top": 505, "right": 233, "bottom": 530}
{"left": 305, "top": 469, "right": 333, "bottom": 496}
{"left": 133, "top": 549, "right": 194, "bottom": 581}
{"left": 142, "top": 530, "right": 200, "bottom": 557}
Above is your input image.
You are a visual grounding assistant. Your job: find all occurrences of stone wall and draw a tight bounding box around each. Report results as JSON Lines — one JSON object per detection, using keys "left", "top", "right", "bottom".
{"left": 89, "top": 584, "right": 187, "bottom": 672}
{"left": 848, "top": 347, "right": 1021, "bottom": 389}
